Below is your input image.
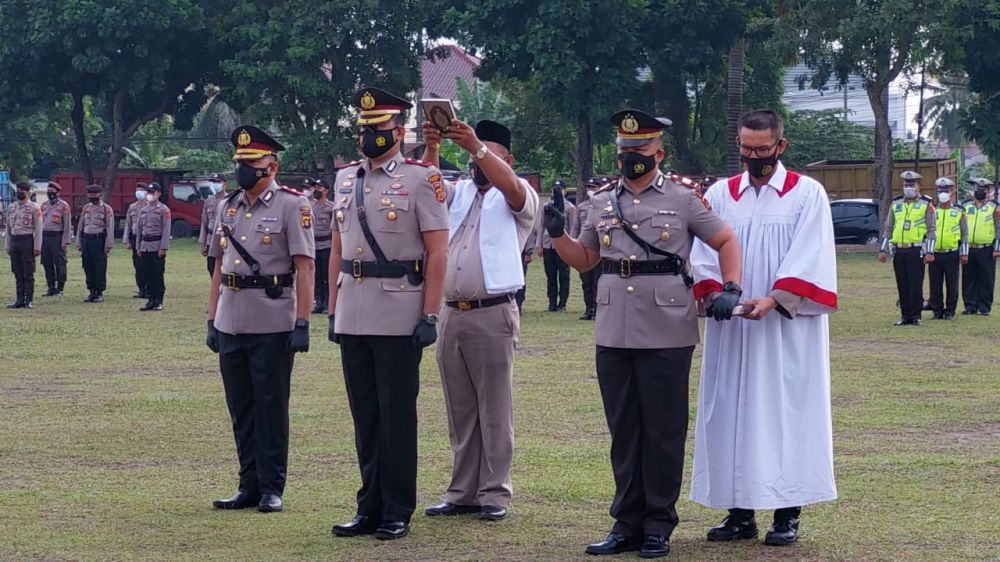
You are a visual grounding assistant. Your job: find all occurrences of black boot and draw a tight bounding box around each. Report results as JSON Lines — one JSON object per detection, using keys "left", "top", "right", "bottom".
{"left": 91, "top": 292, "right": 105, "bottom": 303}
{"left": 84, "top": 291, "right": 96, "bottom": 303}
{"left": 140, "top": 298, "right": 156, "bottom": 311}
{"left": 6, "top": 298, "right": 24, "bottom": 309}
{"left": 764, "top": 507, "right": 801, "bottom": 546}
{"left": 707, "top": 509, "right": 758, "bottom": 541}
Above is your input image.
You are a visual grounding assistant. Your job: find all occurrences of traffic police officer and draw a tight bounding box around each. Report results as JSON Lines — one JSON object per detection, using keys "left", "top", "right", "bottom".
{"left": 76, "top": 184, "right": 114, "bottom": 303}
{"left": 124, "top": 184, "right": 148, "bottom": 298}
{"left": 5, "top": 182, "right": 42, "bottom": 308}
{"left": 961, "top": 177, "right": 1000, "bottom": 315}
{"left": 201, "top": 181, "right": 228, "bottom": 277}
{"left": 928, "top": 178, "right": 967, "bottom": 320}
{"left": 543, "top": 109, "right": 742, "bottom": 558}
{"left": 878, "top": 171, "right": 936, "bottom": 325}
{"left": 40, "top": 181, "right": 72, "bottom": 297}
{"left": 135, "top": 183, "right": 171, "bottom": 311}
{"left": 207, "top": 125, "right": 315, "bottom": 513}
{"left": 310, "top": 178, "right": 335, "bottom": 314}
{"left": 328, "top": 87, "right": 449, "bottom": 541}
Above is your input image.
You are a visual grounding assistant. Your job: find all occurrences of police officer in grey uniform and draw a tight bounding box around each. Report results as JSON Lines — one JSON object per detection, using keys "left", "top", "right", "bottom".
{"left": 124, "top": 184, "right": 149, "bottom": 298}
{"left": 311, "top": 178, "right": 335, "bottom": 314}
{"left": 201, "top": 181, "right": 228, "bottom": 277}
{"left": 536, "top": 180, "right": 575, "bottom": 311}
{"left": 328, "top": 87, "right": 449, "bottom": 541}
{"left": 135, "top": 183, "right": 172, "bottom": 311}
{"left": 76, "top": 184, "right": 114, "bottom": 303}
{"left": 40, "top": 181, "right": 72, "bottom": 297}
{"left": 5, "top": 182, "right": 42, "bottom": 308}
{"left": 207, "top": 125, "right": 315, "bottom": 514}
{"left": 544, "top": 109, "right": 742, "bottom": 558}
{"left": 571, "top": 180, "right": 599, "bottom": 320}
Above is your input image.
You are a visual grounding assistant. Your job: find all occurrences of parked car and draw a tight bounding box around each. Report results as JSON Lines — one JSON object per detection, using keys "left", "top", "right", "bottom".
{"left": 830, "top": 198, "right": 880, "bottom": 245}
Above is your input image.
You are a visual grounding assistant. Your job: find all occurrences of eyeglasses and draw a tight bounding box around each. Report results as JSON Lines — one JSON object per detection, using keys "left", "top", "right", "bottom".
{"left": 736, "top": 139, "right": 781, "bottom": 158}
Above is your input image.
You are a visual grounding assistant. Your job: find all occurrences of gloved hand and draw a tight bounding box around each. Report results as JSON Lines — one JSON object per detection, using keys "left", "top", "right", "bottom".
{"left": 289, "top": 320, "right": 310, "bottom": 353}
{"left": 206, "top": 320, "right": 220, "bottom": 353}
{"left": 543, "top": 186, "right": 566, "bottom": 238}
{"left": 328, "top": 315, "right": 340, "bottom": 344}
{"left": 706, "top": 283, "right": 742, "bottom": 321}
{"left": 412, "top": 317, "right": 437, "bottom": 349}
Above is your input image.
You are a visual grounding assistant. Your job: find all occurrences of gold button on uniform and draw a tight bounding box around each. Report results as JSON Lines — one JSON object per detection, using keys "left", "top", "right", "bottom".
{"left": 660, "top": 231, "right": 670, "bottom": 241}
{"left": 234, "top": 259, "right": 241, "bottom": 265}
{"left": 245, "top": 213, "right": 252, "bottom": 219}
{"left": 629, "top": 255, "right": 637, "bottom": 260}
{"left": 631, "top": 223, "right": 639, "bottom": 231}
{"left": 240, "top": 236, "right": 247, "bottom": 241}
{"left": 381, "top": 197, "right": 391, "bottom": 205}
{"left": 602, "top": 234, "right": 611, "bottom": 247}
{"left": 387, "top": 210, "right": 398, "bottom": 221}
{"left": 356, "top": 247, "right": 363, "bottom": 254}
{"left": 633, "top": 199, "right": 641, "bottom": 205}
{"left": 626, "top": 286, "right": 635, "bottom": 294}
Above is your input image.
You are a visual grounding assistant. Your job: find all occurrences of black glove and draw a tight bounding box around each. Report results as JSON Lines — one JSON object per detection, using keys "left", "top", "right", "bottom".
{"left": 206, "top": 320, "right": 220, "bottom": 353}
{"left": 328, "top": 315, "right": 340, "bottom": 344}
{"left": 543, "top": 186, "right": 566, "bottom": 238}
{"left": 706, "top": 282, "right": 742, "bottom": 321}
{"left": 412, "top": 317, "right": 437, "bottom": 349}
{"left": 289, "top": 320, "right": 310, "bottom": 352}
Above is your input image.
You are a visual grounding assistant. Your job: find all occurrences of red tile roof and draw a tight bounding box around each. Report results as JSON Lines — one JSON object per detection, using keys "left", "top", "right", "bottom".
{"left": 420, "top": 44, "right": 482, "bottom": 101}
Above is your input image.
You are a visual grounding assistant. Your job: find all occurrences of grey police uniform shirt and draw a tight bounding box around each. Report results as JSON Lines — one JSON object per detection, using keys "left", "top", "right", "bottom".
{"left": 208, "top": 181, "right": 316, "bottom": 335}
{"left": 5, "top": 200, "right": 43, "bottom": 252}
{"left": 578, "top": 173, "right": 726, "bottom": 349}
{"left": 135, "top": 201, "right": 171, "bottom": 253}
{"left": 76, "top": 201, "right": 115, "bottom": 250}
{"left": 124, "top": 201, "right": 145, "bottom": 244}
{"left": 41, "top": 198, "right": 72, "bottom": 246}
{"left": 200, "top": 192, "right": 227, "bottom": 250}
{"left": 311, "top": 198, "right": 336, "bottom": 251}
{"left": 332, "top": 152, "right": 450, "bottom": 336}
{"left": 537, "top": 199, "right": 575, "bottom": 250}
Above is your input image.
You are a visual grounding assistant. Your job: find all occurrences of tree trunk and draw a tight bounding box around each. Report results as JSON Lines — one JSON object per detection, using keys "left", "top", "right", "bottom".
{"left": 868, "top": 82, "right": 894, "bottom": 224}
{"left": 656, "top": 68, "right": 691, "bottom": 170}
{"left": 725, "top": 37, "right": 746, "bottom": 176}
{"left": 103, "top": 91, "right": 128, "bottom": 198}
{"left": 71, "top": 89, "right": 94, "bottom": 185}
{"left": 576, "top": 111, "right": 593, "bottom": 193}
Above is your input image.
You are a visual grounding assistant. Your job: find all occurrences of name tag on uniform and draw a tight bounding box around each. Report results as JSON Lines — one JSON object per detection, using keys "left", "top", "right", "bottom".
{"left": 339, "top": 188, "right": 352, "bottom": 193}
{"left": 903, "top": 220, "right": 911, "bottom": 230}
{"left": 261, "top": 216, "right": 279, "bottom": 222}
{"left": 222, "top": 216, "right": 236, "bottom": 224}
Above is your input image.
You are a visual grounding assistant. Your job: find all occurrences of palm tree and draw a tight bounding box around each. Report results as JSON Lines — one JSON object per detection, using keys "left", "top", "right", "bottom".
{"left": 924, "top": 73, "right": 973, "bottom": 167}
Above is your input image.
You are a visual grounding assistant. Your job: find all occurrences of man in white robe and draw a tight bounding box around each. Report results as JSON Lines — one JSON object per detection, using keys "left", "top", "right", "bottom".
{"left": 690, "top": 109, "right": 838, "bottom": 547}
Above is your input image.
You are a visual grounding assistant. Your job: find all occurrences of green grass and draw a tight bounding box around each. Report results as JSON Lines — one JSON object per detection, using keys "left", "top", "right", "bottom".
{"left": 1, "top": 241, "right": 998, "bottom": 561}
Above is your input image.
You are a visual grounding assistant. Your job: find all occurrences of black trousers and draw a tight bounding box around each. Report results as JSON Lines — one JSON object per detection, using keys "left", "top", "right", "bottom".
{"left": 313, "top": 248, "right": 330, "bottom": 306}
{"left": 218, "top": 330, "right": 294, "bottom": 496}
{"left": 731, "top": 506, "right": 801, "bottom": 523}
{"left": 340, "top": 334, "right": 422, "bottom": 523}
{"left": 928, "top": 251, "right": 960, "bottom": 316}
{"left": 580, "top": 267, "right": 597, "bottom": 312}
{"left": 962, "top": 247, "right": 996, "bottom": 313}
{"left": 596, "top": 345, "right": 693, "bottom": 538}
{"left": 40, "top": 233, "right": 67, "bottom": 291}
{"left": 892, "top": 247, "right": 925, "bottom": 321}
{"left": 206, "top": 256, "right": 216, "bottom": 278}
{"left": 543, "top": 248, "right": 569, "bottom": 308}
{"left": 515, "top": 256, "right": 529, "bottom": 311}
{"left": 140, "top": 252, "right": 166, "bottom": 300}
{"left": 81, "top": 233, "right": 108, "bottom": 293}
{"left": 129, "top": 236, "right": 145, "bottom": 293}
{"left": 8, "top": 235, "right": 36, "bottom": 302}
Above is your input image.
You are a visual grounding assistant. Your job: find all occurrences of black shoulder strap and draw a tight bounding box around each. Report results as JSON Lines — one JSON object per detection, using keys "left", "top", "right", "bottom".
{"left": 354, "top": 169, "right": 390, "bottom": 264}
{"left": 220, "top": 224, "right": 261, "bottom": 274}
{"left": 608, "top": 180, "right": 678, "bottom": 260}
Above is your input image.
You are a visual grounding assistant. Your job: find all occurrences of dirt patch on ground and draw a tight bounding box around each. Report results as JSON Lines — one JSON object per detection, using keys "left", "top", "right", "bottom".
{"left": 839, "top": 421, "right": 1000, "bottom": 456}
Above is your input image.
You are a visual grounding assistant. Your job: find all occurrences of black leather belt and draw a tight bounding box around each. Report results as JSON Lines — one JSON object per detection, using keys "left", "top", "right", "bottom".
{"left": 315, "top": 234, "right": 332, "bottom": 242}
{"left": 599, "top": 258, "right": 682, "bottom": 278}
{"left": 142, "top": 235, "right": 162, "bottom": 242}
{"left": 223, "top": 272, "right": 294, "bottom": 290}
{"left": 11, "top": 234, "right": 33, "bottom": 241}
{"left": 42, "top": 230, "right": 63, "bottom": 237}
{"left": 341, "top": 259, "right": 423, "bottom": 280}
{"left": 82, "top": 232, "right": 106, "bottom": 239}
{"left": 446, "top": 293, "right": 515, "bottom": 311}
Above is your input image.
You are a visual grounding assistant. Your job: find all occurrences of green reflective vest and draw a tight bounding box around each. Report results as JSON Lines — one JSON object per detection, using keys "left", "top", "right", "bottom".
{"left": 965, "top": 201, "right": 997, "bottom": 245}
{"left": 935, "top": 207, "right": 962, "bottom": 251}
{"left": 892, "top": 200, "right": 928, "bottom": 244}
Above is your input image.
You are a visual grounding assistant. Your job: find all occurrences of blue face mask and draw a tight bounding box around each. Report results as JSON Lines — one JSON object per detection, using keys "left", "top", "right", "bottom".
{"left": 212, "top": 184, "right": 224, "bottom": 194}
{"left": 135, "top": 190, "right": 147, "bottom": 201}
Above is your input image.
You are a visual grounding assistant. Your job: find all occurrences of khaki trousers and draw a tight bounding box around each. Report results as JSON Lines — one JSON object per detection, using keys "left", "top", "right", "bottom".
{"left": 435, "top": 300, "right": 519, "bottom": 507}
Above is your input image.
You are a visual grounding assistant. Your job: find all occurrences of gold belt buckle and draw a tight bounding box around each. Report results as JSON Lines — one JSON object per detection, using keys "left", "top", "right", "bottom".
{"left": 352, "top": 259, "right": 363, "bottom": 280}
{"left": 227, "top": 273, "right": 239, "bottom": 291}
{"left": 458, "top": 301, "right": 472, "bottom": 311}
{"left": 620, "top": 258, "right": 632, "bottom": 278}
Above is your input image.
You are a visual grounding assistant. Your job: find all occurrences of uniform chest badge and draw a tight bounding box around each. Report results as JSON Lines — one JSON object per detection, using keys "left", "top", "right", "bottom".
{"left": 226, "top": 208, "right": 237, "bottom": 217}
{"left": 262, "top": 235, "right": 273, "bottom": 245}
{"left": 610, "top": 218, "right": 619, "bottom": 226}
{"left": 660, "top": 231, "right": 670, "bottom": 241}
{"left": 391, "top": 183, "right": 403, "bottom": 190}
{"left": 602, "top": 234, "right": 612, "bottom": 247}
{"left": 387, "top": 210, "right": 398, "bottom": 221}
{"left": 380, "top": 196, "right": 391, "bottom": 206}
{"left": 342, "top": 181, "right": 353, "bottom": 187}
{"left": 336, "top": 210, "right": 345, "bottom": 223}
{"left": 220, "top": 237, "right": 229, "bottom": 250}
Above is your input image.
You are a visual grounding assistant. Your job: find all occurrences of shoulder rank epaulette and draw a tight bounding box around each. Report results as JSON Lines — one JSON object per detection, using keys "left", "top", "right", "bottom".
{"left": 592, "top": 181, "right": 615, "bottom": 194}
{"left": 921, "top": 195, "right": 933, "bottom": 203}
{"left": 405, "top": 158, "right": 432, "bottom": 167}
{"left": 892, "top": 195, "right": 904, "bottom": 201}
{"left": 278, "top": 186, "right": 302, "bottom": 196}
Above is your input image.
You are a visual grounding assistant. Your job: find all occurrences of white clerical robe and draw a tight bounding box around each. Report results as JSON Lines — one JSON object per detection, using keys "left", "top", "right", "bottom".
{"left": 689, "top": 161, "right": 838, "bottom": 509}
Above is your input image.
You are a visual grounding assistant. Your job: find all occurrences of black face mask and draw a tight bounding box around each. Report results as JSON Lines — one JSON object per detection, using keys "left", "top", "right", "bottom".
{"left": 47, "top": 192, "right": 58, "bottom": 201}
{"left": 16, "top": 191, "right": 28, "bottom": 201}
{"left": 741, "top": 154, "right": 780, "bottom": 179}
{"left": 617, "top": 152, "right": 657, "bottom": 180}
{"left": 974, "top": 188, "right": 987, "bottom": 201}
{"left": 470, "top": 162, "right": 490, "bottom": 186}
{"left": 313, "top": 189, "right": 325, "bottom": 200}
{"left": 360, "top": 129, "right": 396, "bottom": 159}
{"left": 87, "top": 195, "right": 100, "bottom": 203}
{"left": 236, "top": 164, "right": 270, "bottom": 190}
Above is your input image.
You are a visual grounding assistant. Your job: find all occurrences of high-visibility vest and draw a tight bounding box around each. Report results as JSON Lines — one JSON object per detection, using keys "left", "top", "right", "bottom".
{"left": 965, "top": 201, "right": 997, "bottom": 245}
{"left": 935, "top": 207, "right": 962, "bottom": 251}
{"left": 892, "top": 200, "right": 929, "bottom": 244}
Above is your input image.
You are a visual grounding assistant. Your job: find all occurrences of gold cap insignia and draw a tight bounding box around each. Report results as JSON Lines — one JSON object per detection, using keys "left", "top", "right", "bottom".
{"left": 237, "top": 129, "right": 251, "bottom": 147}
{"left": 361, "top": 91, "right": 376, "bottom": 110}
{"left": 621, "top": 114, "right": 639, "bottom": 133}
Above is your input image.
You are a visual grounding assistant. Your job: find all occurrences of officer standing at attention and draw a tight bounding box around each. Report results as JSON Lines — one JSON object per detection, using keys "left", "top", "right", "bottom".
{"left": 570, "top": 179, "right": 599, "bottom": 320}
{"left": 201, "top": 181, "right": 228, "bottom": 277}
{"left": 40, "top": 181, "right": 72, "bottom": 297}
{"left": 878, "top": 171, "right": 936, "bottom": 325}
{"left": 310, "top": 178, "right": 335, "bottom": 314}
{"left": 76, "top": 184, "right": 114, "bottom": 303}
{"left": 515, "top": 227, "right": 536, "bottom": 313}
{"left": 328, "top": 87, "right": 449, "bottom": 541}
{"left": 124, "top": 184, "right": 149, "bottom": 299}
{"left": 536, "top": 179, "right": 575, "bottom": 311}
{"left": 928, "top": 178, "right": 967, "bottom": 320}
{"left": 543, "top": 109, "right": 742, "bottom": 558}
{"left": 961, "top": 178, "right": 1000, "bottom": 315}
{"left": 135, "top": 183, "right": 171, "bottom": 312}
{"left": 5, "top": 182, "right": 42, "bottom": 309}
{"left": 206, "top": 125, "right": 314, "bottom": 514}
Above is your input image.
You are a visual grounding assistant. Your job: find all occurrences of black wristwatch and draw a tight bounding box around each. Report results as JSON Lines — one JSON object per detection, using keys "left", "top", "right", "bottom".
{"left": 295, "top": 319, "right": 310, "bottom": 329}
{"left": 722, "top": 282, "right": 743, "bottom": 296}
{"left": 422, "top": 313, "right": 439, "bottom": 325}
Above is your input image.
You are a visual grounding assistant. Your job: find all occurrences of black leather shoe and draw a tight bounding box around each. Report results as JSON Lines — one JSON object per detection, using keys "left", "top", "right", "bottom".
{"left": 962, "top": 309, "right": 976, "bottom": 315}
{"left": 585, "top": 532, "right": 641, "bottom": 555}
{"left": 639, "top": 535, "right": 670, "bottom": 558}
{"left": 332, "top": 515, "right": 381, "bottom": 537}
{"left": 91, "top": 294, "right": 104, "bottom": 303}
{"left": 133, "top": 292, "right": 147, "bottom": 299}
{"left": 911, "top": 318, "right": 922, "bottom": 325}
{"left": 893, "top": 319, "right": 911, "bottom": 326}
{"left": 424, "top": 502, "right": 480, "bottom": 516}
{"left": 707, "top": 514, "right": 759, "bottom": 541}
{"left": 140, "top": 299, "right": 154, "bottom": 311}
{"left": 23, "top": 300, "right": 33, "bottom": 309}
{"left": 943, "top": 313, "right": 955, "bottom": 320}
{"left": 547, "top": 305, "right": 558, "bottom": 312}
{"left": 374, "top": 521, "right": 409, "bottom": 540}
{"left": 84, "top": 293, "right": 96, "bottom": 303}
{"left": 932, "top": 313, "right": 943, "bottom": 320}
{"left": 212, "top": 490, "right": 260, "bottom": 510}
{"left": 6, "top": 300, "right": 24, "bottom": 309}
{"left": 257, "top": 494, "right": 283, "bottom": 513}
{"left": 980, "top": 310, "right": 991, "bottom": 316}
{"left": 311, "top": 302, "right": 326, "bottom": 314}
{"left": 480, "top": 505, "right": 507, "bottom": 521}
{"left": 764, "top": 518, "right": 799, "bottom": 546}
{"left": 43, "top": 289, "right": 57, "bottom": 297}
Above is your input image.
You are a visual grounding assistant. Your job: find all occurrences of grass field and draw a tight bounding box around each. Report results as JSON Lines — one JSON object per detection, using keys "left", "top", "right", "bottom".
{"left": 1, "top": 239, "right": 998, "bottom": 561}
